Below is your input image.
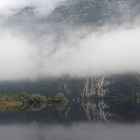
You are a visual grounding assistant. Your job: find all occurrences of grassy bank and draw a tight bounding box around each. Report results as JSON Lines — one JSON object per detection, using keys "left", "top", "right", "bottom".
{"left": 0, "top": 93, "right": 68, "bottom": 112}
{"left": 0, "top": 101, "right": 23, "bottom": 108}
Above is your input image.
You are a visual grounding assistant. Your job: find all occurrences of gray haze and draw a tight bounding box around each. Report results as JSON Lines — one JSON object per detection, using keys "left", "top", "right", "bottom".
{"left": 0, "top": 0, "right": 140, "bottom": 80}
{"left": 0, "top": 123, "right": 140, "bottom": 140}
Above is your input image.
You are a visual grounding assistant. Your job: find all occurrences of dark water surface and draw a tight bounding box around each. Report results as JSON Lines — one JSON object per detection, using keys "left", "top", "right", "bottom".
{"left": 0, "top": 99, "right": 140, "bottom": 140}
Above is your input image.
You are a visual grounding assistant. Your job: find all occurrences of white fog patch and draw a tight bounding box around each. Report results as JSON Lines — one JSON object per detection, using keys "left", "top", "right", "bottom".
{"left": 0, "top": 123, "right": 140, "bottom": 140}
{"left": 0, "top": 0, "right": 67, "bottom": 16}
{"left": 0, "top": 0, "right": 140, "bottom": 80}
{"left": 0, "top": 29, "right": 35, "bottom": 80}
{"left": 37, "top": 26, "right": 140, "bottom": 77}
{"left": 33, "top": 0, "right": 67, "bottom": 17}
{"left": 0, "top": 25, "right": 140, "bottom": 80}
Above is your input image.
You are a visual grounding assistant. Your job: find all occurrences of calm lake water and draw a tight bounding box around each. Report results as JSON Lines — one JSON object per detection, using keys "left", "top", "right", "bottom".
{"left": 0, "top": 99, "right": 140, "bottom": 140}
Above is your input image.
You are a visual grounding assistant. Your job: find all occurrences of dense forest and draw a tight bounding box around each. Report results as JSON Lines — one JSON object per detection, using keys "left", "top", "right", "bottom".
{"left": 0, "top": 74, "right": 140, "bottom": 123}
{"left": 0, "top": 74, "right": 140, "bottom": 98}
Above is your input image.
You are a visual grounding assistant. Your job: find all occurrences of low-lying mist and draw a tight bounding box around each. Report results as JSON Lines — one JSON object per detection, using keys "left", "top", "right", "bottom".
{"left": 0, "top": 123, "right": 140, "bottom": 140}
{"left": 0, "top": 0, "right": 140, "bottom": 81}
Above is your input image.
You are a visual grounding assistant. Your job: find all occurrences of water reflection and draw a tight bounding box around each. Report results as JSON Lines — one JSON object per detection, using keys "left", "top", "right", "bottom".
{"left": 82, "top": 100, "right": 111, "bottom": 122}
{"left": 0, "top": 97, "right": 140, "bottom": 123}
{"left": 0, "top": 96, "right": 140, "bottom": 140}
{"left": 0, "top": 123, "right": 140, "bottom": 140}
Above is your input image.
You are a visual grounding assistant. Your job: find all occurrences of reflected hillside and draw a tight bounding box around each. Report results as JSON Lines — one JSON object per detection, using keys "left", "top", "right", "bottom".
{"left": 0, "top": 93, "right": 68, "bottom": 113}
{"left": 0, "top": 94, "right": 140, "bottom": 124}
{"left": 0, "top": 74, "right": 140, "bottom": 124}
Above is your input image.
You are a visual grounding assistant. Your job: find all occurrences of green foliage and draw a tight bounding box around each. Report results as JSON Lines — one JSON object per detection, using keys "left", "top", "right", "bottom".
{"left": 29, "top": 94, "right": 46, "bottom": 104}
{"left": 17, "top": 92, "right": 30, "bottom": 103}
{"left": 55, "top": 93, "right": 66, "bottom": 100}
{"left": 17, "top": 93, "right": 46, "bottom": 104}
{"left": 55, "top": 93, "right": 68, "bottom": 111}
{"left": 136, "top": 92, "right": 140, "bottom": 104}
{"left": 0, "top": 92, "right": 68, "bottom": 112}
{"left": 136, "top": 92, "right": 140, "bottom": 98}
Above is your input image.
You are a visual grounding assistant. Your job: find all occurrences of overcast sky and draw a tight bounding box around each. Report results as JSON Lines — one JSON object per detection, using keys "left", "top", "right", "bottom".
{"left": 0, "top": 0, "right": 140, "bottom": 81}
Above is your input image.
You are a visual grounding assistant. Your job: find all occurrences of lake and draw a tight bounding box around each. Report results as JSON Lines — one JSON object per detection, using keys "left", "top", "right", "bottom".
{"left": 0, "top": 98, "right": 140, "bottom": 140}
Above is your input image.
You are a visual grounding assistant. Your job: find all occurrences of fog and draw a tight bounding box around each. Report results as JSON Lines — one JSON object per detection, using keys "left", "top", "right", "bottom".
{"left": 0, "top": 0, "right": 67, "bottom": 16}
{"left": 0, "top": 123, "right": 140, "bottom": 140}
{"left": 0, "top": 0, "right": 140, "bottom": 80}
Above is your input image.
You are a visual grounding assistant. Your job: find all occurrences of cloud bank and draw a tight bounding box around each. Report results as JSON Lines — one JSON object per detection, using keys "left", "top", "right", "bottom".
{"left": 0, "top": 0, "right": 140, "bottom": 81}
{"left": 0, "top": 0, "right": 66, "bottom": 16}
